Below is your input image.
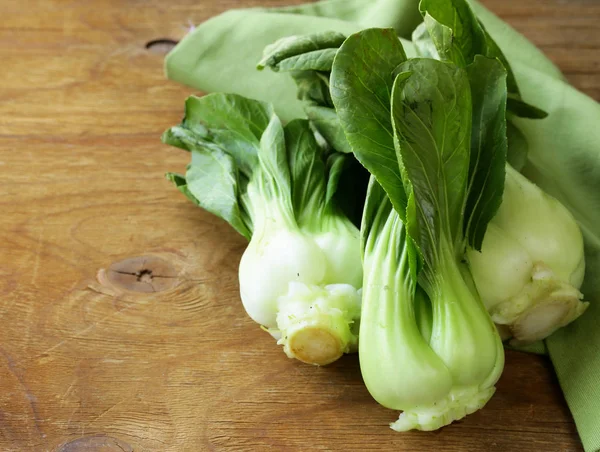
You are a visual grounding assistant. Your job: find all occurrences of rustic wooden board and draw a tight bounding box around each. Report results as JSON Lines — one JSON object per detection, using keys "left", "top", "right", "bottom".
{"left": 1, "top": 0, "right": 598, "bottom": 450}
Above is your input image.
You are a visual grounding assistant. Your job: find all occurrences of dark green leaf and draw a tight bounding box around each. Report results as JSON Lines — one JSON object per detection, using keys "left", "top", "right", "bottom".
{"left": 506, "top": 120, "right": 529, "bottom": 171}
{"left": 422, "top": 12, "right": 465, "bottom": 65}
{"left": 507, "top": 95, "right": 549, "bottom": 119}
{"left": 330, "top": 28, "right": 409, "bottom": 216}
{"left": 391, "top": 59, "right": 472, "bottom": 264}
{"left": 465, "top": 56, "right": 508, "bottom": 250}
{"left": 257, "top": 31, "right": 346, "bottom": 71}
{"left": 291, "top": 71, "right": 332, "bottom": 106}
{"left": 276, "top": 48, "right": 337, "bottom": 72}
{"left": 419, "top": 0, "right": 487, "bottom": 67}
{"left": 480, "top": 27, "right": 519, "bottom": 95}
{"left": 304, "top": 105, "right": 353, "bottom": 153}
{"left": 419, "top": 0, "right": 523, "bottom": 109}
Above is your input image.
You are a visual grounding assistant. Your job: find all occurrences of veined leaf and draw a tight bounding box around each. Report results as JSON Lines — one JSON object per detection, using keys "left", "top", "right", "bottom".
{"left": 257, "top": 31, "right": 346, "bottom": 71}
{"left": 276, "top": 48, "right": 337, "bottom": 72}
{"left": 419, "top": 0, "right": 487, "bottom": 67}
{"left": 165, "top": 172, "right": 200, "bottom": 206}
{"left": 186, "top": 148, "right": 252, "bottom": 240}
{"left": 391, "top": 58, "right": 472, "bottom": 264}
{"left": 291, "top": 71, "right": 332, "bottom": 106}
{"left": 304, "top": 105, "right": 353, "bottom": 154}
{"left": 330, "top": 28, "right": 409, "bottom": 216}
{"left": 182, "top": 93, "right": 273, "bottom": 175}
{"left": 418, "top": 0, "right": 547, "bottom": 119}
{"left": 284, "top": 119, "right": 327, "bottom": 221}
{"left": 465, "top": 56, "right": 508, "bottom": 250}
{"left": 162, "top": 125, "right": 252, "bottom": 239}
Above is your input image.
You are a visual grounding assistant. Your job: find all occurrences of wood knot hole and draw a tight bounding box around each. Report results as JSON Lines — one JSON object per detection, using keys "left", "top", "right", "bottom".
{"left": 105, "top": 255, "right": 180, "bottom": 293}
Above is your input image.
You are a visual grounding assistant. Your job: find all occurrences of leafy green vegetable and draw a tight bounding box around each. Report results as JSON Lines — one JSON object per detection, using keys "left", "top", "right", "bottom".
{"left": 388, "top": 56, "right": 504, "bottom": 431}
{"left": 418, "top": 0, "right": 516, "bottom": 91}
{"left": 257, "top": 32, "right": 345, "bottom": 108}
{"left": 330, "top": 28, "right": 409, "bottom": 215}
{"left": 257, "top": 31, "right": 346, "bottom": 71}
{"left": 303, "top": 105, "right": 351, "bottom": 153}
{"left": 464, "top": 56, "right": 507, "bottom": 250}
{"left": 506, "top": 95, "right": 548, "bottom": 119}
{"left": 328, "top": 27, "right": 505, "bottom": 430}
{"left": 163, "top": 0, "right": 600, "bottom": 445}
{"left": 272, "top": 48, "right": 338, "bottom": 73}
{"left": 163, "top": 92, "right": 363, "bottom": 366}
{"left": 506, "top": 121, "right": 529, "bottom": 171}
{"left": 360, "top": 178, "right": 453, "bottom": 430}
{"left": 391, "top": 59, "right": 473, "bottom": 262}
{"left": 416, "top": 0, "right": 546, "bottom": 120}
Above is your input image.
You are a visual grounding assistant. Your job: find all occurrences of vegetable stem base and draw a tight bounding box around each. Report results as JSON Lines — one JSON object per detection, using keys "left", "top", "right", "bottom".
{"left": 390, "top": 386, "right": 496, "bottom": 432}
{"left": 273, "top": 282, "right": 361, "bottom": 366}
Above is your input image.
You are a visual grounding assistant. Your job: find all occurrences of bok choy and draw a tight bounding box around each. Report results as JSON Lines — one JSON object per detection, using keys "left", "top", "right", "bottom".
{"left": 258, "top": 0, "right": 588, "bottom": 345}
{"left": 163, "top": 93, "right": 362, "bottom": 365}
{"left": 467, "top": 165, "right": 587, "bottom": 344}
{"left": 330, "top": 28, "right": 505, "bottom": 430}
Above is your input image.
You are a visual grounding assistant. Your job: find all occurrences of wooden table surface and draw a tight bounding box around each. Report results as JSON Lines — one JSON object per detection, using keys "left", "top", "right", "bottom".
{"left": 1, "top": 0, "right": 598, "bottom": 450}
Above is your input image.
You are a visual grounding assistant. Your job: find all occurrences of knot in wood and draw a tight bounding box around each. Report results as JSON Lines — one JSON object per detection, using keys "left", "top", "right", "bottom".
{"left": 106, "top": 255, "right": 180, "bottom": 293}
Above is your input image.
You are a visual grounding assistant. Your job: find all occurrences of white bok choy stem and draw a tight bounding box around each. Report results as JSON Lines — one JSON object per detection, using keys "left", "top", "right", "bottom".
{"left": 467, "top": 164, "right": 587, "bottom": 344}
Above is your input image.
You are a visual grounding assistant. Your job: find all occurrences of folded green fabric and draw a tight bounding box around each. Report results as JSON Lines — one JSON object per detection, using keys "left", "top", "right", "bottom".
{"left": 165, "top": 1, "right": 600, "bottom": 450}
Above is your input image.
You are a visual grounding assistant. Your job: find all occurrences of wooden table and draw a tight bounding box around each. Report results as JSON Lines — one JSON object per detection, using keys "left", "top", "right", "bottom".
{"left": 1, "top": 0, "right": 598, "bottom": 450}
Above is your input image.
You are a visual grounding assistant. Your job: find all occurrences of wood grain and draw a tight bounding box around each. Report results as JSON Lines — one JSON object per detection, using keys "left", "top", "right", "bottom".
{"left": 0, "top": 0, "right": 597, "bottom": 450}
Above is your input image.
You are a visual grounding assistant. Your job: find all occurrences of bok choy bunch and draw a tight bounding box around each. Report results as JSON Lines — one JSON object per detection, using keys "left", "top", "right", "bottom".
{"left": 258, "top": 0, "right": 588, "bottom": 346}
{"left": 163, "top": 93, "right": 363, "bottom": 365}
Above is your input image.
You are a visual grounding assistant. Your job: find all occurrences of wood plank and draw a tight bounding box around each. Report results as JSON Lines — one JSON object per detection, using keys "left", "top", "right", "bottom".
{"left": 0, "top": 0, "right": 596, "bottom": 450}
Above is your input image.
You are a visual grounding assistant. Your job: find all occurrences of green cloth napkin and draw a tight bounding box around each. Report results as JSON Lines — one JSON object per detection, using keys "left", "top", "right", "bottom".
{"left": 164, "top": 1, "right": 600, "bottom": 450}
